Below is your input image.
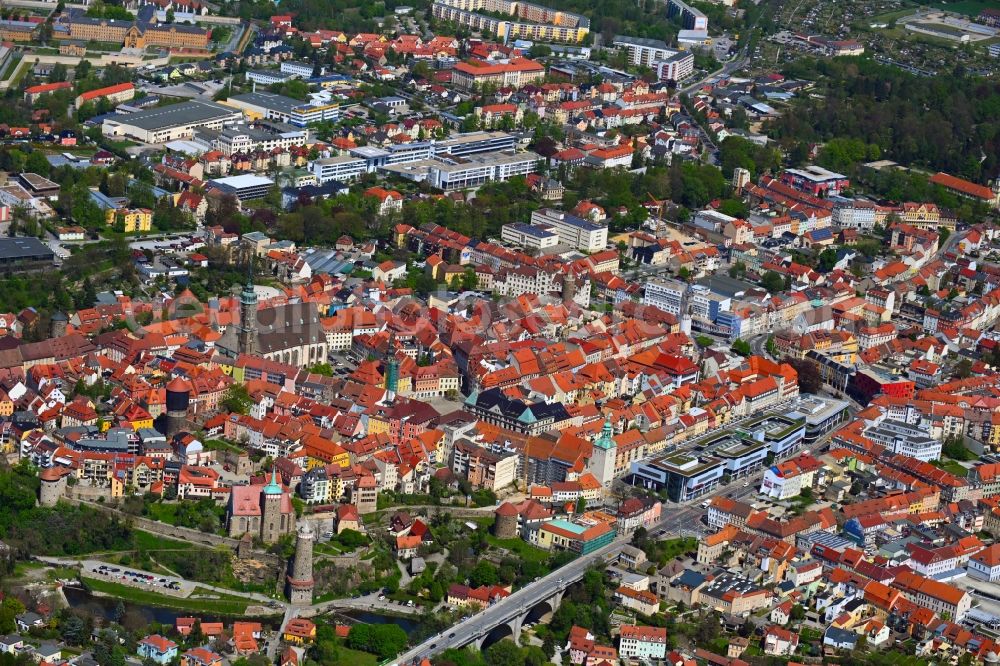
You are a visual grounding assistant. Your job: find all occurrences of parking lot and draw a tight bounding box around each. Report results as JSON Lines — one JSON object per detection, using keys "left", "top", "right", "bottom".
{"left": 88, "top": 562, "right": 194, "bottom": 597}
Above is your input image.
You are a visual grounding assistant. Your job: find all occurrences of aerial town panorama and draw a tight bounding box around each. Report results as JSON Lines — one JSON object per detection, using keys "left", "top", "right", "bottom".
{"left": 0, "top": 0, "right": 999, "bottom": 664}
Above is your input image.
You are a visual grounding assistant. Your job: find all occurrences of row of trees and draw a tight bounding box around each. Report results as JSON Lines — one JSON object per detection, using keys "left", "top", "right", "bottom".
{"left": 771, "top": 57, "right": 1000, "bottom": 185}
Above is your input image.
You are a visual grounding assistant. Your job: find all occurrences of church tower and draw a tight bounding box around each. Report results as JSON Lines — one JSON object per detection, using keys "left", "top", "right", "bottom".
{"left": 589, "top": 414, "right": 618, "bottom": 493}
{"left": 384, "top": 332, "right": 399, "bottom": 398}
{"left": 237, "top": 265, "right": 258, "bottom": 356}
{"left": 286, "top": 522, "right": 315, "bottom": 604}
{"left": 260, "top": 469, "right": 284, "bottom": 543}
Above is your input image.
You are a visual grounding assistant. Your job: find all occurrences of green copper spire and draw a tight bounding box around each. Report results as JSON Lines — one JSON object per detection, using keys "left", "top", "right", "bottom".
{"left": 263, "top": 468, "right": 282, "bottom": 495}
{"left": 594, "top": 414, "right": 615, "bottom": 450}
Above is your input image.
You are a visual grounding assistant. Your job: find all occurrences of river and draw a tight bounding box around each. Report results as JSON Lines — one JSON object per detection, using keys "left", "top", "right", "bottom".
{"left": 65, "top": 587, "right": 429, "bottom": 636}
{"left": 62, "top": 586, "right": 266, "bottom": 626}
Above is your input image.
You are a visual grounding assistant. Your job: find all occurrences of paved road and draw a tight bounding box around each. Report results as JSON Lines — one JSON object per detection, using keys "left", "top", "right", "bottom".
{"left": 391, "top": 537, "right": 623, "bottom": 666}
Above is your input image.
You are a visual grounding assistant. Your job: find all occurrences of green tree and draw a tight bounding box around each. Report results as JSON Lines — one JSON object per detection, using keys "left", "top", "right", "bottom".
{"left": 766, "top": 336, "right": 778, "bottom": 357}
{"left": 760, "top": 270, "right": 784, "bottom": 293}
{"left": 717, "top": 198, "right": 747, "bottom": 218}
{"left": 817, "top": 248, "right": 839, "bottom": 272}
{"left": 485, "top": 640, "right": 525, "bottom": 666}
{"left": 25, "top": 151, "right": 51, "bottom": 177}
{"left": 731, "top": 338, "right": 751, "bottom": 356}
{"left": 60, "top": 613, "right": 87, "bottom": 645}
{"left": 222, "top": 384, "right": 253, "bottom": 414}
{"left": 469, "top": 560, "right": 499, "bottom": 587}
{"left": 790, "top": 603, "right": 805, "bottom": 622}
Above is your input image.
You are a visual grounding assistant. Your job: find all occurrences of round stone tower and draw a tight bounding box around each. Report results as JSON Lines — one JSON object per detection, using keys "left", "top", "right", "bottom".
{"left": 39, "top": 467, "right": 69, "bottom": 506}
{"left": 50, "top": 312, "right": 68, "bottom": 339}
{"left": 286, "top": 522, "right": 315, "bottom": 605}
{"left": 165, "top": 376, "right": 191, "bottom": 440}
{"left": 493, "top": 502, "right": 519, "bottom": 539}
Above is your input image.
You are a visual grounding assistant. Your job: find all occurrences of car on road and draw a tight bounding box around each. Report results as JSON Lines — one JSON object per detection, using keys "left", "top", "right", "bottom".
{"left": 449, "top": 632, "right": 456, "bottom": 638}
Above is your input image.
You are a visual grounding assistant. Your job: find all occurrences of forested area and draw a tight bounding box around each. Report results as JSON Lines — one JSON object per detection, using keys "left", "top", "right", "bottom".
{"left": 769, "top": 58, "right": 1000, "bottom": 185}
{"left": 225, "top": 0, "right": 406, "bottom": 32}
{"left": 0, "top": 462, "right": 133, "bottom": 557}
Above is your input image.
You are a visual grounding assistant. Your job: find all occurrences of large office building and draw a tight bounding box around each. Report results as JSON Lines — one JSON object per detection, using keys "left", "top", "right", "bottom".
{"left": 713, "top": 437, "right": 770, "bottom": 481}
{"left": 530, "top": 208, "right": 608, "bottom": 253}
{"left": 206, "top": 175, "right": 275, "bottom": 202}
{"left": 642, "top": 277, "right": 687, "bottom": 316}
{"left": 192, "top": 123, "right": 308, "bottom": 156}
{"left": 450, "top": 58, "right": 547, "bottom": 91}
{"left": 348, "top": 132, "right": 520, "bottom": 173}
{"left": 864, "top": 420, "right": 942, "bottom": 462}
{"left": 500, "top": 222, "right": 560, "bottom": 251}
{"left": 54, "top": 12, "right": 210, "bottom": 49}
{"left": 436, "top": 131, "right": 519, "bottom": 157}
{"left": 740, "top": 414, "right": 806, "bottom": 458}
{"left": 224, "top": 92, "right": 340, "bottom": 127}
{"left": 311, "top": 155, "right": 367, "bottom": 183}
{"left": 785, "top": 395, "right": 850, "bottom": 443}
{"left": 380, "top": 151, "right": 538, "bottom": 192}
{"left": 102, "top": 100, "right": 243, "bottom": 144}
{"left": 629, "top": 452, "right": 725, "bottom": 502}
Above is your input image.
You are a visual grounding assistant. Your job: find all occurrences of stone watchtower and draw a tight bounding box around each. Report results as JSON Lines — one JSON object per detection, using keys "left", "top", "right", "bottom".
{"left": 39, "top": 467, "right": 69, "bottom": 506}
{"left": 493, "top": 502, "right": 519, "bottom": 539}
{"left": 164, "top": 376, "right": 191, "bottom": 440}
{"left": 286, "top": 522, "right": 315, "bottom": 605}
{"left": 50, "top": 312, "right": 68, "bottom": 339}
{"left": 260, "top": 469, "right": 284, "bottom": 543}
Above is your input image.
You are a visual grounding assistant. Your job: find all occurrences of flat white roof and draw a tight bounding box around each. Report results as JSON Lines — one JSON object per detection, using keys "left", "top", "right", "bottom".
{"left": 210, "top": 174, "right": 274, "bottom": 188}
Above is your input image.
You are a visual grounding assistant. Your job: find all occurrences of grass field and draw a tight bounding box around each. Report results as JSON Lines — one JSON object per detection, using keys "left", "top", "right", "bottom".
{"left": 83, "top": 576, "right": 249, "bottom": 615}
{"left": 132, "top": 530, "right": 198, "bottom": 552}
{"left": 336, "top": 647, "right": 378, "bottom": 666}
{"left": 935, "top": 459, "right": 969, "bottom": 476}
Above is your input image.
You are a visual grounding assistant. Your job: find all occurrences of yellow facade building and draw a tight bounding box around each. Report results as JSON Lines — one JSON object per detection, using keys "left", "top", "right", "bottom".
{"left": 107, "top": 208, "right": 153, "bottom": 233}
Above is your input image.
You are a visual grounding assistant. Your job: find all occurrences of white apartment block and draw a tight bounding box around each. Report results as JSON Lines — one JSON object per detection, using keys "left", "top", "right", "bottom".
{"left": 654, "top": 50, "right": 694, "bottom": 82}
{"left": 382, "top": 151, "right": 539, "bottom": 192}
{"left": 281, "top": 61, "right": 323, "bottom": 77}
{"left": 246, "top": 70, "right": 298, "bottom": 86}
{"left": 500, "top": 222, "right": 561, "bottom": 250}
{"left": 642, "top": 277, "right": 687, "bottom": 315}
{"left": 312, "top": 156, "right": 367, "bottom": 182}
{"left": 530, "top": 208, "right": 608, "bottom": 252}
{"left": 613, "top": 35, "right": 677, "bottom": 66}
